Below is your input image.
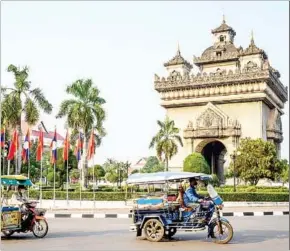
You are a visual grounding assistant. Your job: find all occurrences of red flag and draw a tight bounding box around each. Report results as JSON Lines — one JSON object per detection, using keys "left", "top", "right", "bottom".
{"left": 36, "top": 128, "right": 44, "bottom": 161}
{"left": 87, "top": 131, "right": 95, "bottom": 160}
{"left": 22, "top": 129, "right": 31, "bottom": 163}
{"left": 7, "top": 129, "right": 18, "bottom": 160}
{"left": 63, "top": 131, "right": 70, "bottom": 161}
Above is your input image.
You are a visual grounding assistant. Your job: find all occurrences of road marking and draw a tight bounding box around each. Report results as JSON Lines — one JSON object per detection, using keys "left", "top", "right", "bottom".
{"left": 44, "top": 211, "right": 289, "bottom": 219}
{"left": 254, "top": 212, "right": 264, "bottom": 216}
{"left": 71, "top": 214, "right": 82, "bottom": 218}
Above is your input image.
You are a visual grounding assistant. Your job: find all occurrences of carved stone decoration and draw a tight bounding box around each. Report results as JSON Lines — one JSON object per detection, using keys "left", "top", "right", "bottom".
{"left": 184, "top": 102, "right": 241, "bottom": 139}
{"left": 266, "top": 108, "right": 283, "bottom": 143}
{"left": 244, "top": 61, "right": 259, "bottom": 72}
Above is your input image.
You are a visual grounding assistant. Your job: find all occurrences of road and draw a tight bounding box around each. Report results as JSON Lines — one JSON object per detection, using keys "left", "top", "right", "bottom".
{"left": 1, "top": 216, "right": 289, "bottom": 251}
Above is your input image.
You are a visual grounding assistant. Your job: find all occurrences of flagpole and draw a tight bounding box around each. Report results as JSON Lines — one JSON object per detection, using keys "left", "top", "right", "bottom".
{"left": 66, "top": 130, "right": 69, "bottom": 207}
{"left": 28, "top": 157, "right": 30, "bottom": 199}
{"left": 93, "top": 156, "right": 95, "bottom": 211}
{"left": 80, "top": 156, "right": 82, "bottom": 209}
{"left": 3, "top": 129, "right": 5, "bottom": 175}
{"left": 40, "top": 147, "right": 43, "bottom": 208}
{"left": 53, "top": 126, "right": 57, "bottom": 208}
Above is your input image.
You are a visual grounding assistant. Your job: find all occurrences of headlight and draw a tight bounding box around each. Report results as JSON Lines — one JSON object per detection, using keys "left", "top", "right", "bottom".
{"left": 217, "top": 204, "right": 224, "bottom": 210}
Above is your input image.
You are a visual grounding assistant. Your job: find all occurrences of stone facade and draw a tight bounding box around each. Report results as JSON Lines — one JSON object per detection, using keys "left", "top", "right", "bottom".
{"left": 154, "top": 18, "right": 288, "bottom": 178}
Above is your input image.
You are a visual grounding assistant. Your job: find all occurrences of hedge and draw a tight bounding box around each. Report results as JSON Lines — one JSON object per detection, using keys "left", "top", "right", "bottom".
{"left": 19, "top": 190, "right": 289, "bottom": 202}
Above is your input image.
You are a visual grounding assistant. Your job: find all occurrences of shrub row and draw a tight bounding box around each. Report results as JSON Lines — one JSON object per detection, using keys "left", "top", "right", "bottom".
{"left": 22, "top": 190, "right": 289, "bottom": 202}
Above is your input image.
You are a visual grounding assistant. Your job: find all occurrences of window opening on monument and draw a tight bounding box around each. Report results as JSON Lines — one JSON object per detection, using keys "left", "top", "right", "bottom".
{"left": 219, "top": 36, "right": 224, "bottom": 42}
{"left": 216, "top": 51, "right": 222, "bottom": 57}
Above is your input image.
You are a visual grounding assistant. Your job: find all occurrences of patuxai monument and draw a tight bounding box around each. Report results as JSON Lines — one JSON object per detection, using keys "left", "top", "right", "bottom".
{"left": 154, "top": 17, "right": 288, "bottom": 182}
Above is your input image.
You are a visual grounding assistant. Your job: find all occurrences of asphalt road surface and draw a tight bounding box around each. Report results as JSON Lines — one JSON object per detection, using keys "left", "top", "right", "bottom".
{"left": 1, "top": 216, "right": 289, "bottom": 251}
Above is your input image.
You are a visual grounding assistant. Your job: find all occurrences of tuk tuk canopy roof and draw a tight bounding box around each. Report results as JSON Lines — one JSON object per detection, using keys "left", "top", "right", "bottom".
{"left": 1, "top": 175, "right": 33, "bottom": 186}
{"left": 126, "top": 172, "right": 212, "bottom": 184}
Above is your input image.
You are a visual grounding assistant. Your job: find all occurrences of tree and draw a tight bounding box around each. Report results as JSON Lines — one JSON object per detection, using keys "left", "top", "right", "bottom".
{"left": 183, "top": 152, "right": 210, "bottom": 174}
{"left": 103, "top": 159, "right": 128, "bottom": 186}
{"left": 2, "top": 64, "right": 52, "bottom": 174}
{"left": 228, "top": 138, "right": 284, "bottom": 185}
{"left": 149, "top": 117, "right": 183, "bottom": 171}
{"left": 56, "top": 79, "right": 106, "bottom": 188}
{"left": 141, "top": 156, "right": 164, "bottom": 173}
{"left": 43, "top": 147, "right": 78, "bottom": 188}
{"left": 276, "top": 159, "right": 289, "bottom": 184}
{"left": 88, "top": 164, "right": 105, "bottom": 181}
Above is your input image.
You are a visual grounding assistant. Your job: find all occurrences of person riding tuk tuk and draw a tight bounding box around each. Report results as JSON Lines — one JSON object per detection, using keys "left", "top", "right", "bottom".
{"left": 1, "top": 175, "right": 48, "bottom": 238}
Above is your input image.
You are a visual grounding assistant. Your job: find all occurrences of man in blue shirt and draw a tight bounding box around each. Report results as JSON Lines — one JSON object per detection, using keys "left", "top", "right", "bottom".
{"left": 183, "top": 177, "right": 204, "bottom": 208}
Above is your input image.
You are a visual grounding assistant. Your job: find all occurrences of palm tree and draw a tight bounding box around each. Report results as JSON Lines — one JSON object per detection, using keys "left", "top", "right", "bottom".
{"left": 149, "top": 116, "right": 183, "bottom": 172}
{"left": 1, "top": 64, "right": 53, "bottom": 174}
{"left": 56, "top": 79, "right": 106, "bottom": 188}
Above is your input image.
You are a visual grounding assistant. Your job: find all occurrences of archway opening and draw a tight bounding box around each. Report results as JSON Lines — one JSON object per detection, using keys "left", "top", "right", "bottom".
{"left": 200, "top": 140, "right": 227, "bottom": 183}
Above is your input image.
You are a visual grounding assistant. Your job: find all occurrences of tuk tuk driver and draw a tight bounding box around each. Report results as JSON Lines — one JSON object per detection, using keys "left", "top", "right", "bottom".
{"left": 183, "top": 177, "right": 204, "bottom": 207}
{"left": 10, "top": 185, "right": 28, "bottom": 206}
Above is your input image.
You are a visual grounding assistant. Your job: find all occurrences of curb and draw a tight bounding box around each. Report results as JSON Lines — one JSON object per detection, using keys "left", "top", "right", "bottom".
{"left": 45, "top": 211, "right": 289, "bottom": 219}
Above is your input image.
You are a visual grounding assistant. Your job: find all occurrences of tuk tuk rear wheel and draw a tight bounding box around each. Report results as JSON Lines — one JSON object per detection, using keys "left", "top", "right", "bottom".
{"left": 143, "top": 219, "right": 164, "bottom": 242}
{"left": 2, "top": 230, "right": 14, "bottom": 237}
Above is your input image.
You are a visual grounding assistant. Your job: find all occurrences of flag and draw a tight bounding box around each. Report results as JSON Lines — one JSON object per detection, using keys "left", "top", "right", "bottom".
{"left": 0, "top": 128, "right": 5, "bottom": 147}
{"left": 7, "top": 129, "right": 18, "bottom": 160}
{"left": 63, "top": 130, "right": 70, "bottom": 161}
{"left": 87, "top": 131, "right": 95, "bottom": 160}
{"left": 36, "top": 128, "right": 44, "bottom": 161}
{"left": 74, "top": 132, "right": 83, "bottom": 161}
{"left": 50, "top": 129, "right": 57, "bottom": 164}
{"left": 22, "top": 129, "right": 31, "bottom": 163}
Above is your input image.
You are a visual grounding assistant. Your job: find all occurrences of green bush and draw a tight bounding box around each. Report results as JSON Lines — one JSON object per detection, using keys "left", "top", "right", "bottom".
{"left": 183, "top": 152, "right": 210, "bottom": 174}
{"left": 24, "top": 190, "right": 289, "bottom": 202}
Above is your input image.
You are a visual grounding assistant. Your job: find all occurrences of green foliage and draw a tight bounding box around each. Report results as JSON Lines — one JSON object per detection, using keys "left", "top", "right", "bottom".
{"left": 229, "top": 138, "right": 284, "bottom": 185}
{"left": 56, "top": 79, "right": 107, "bottom": 188}
{"left": 130, "top": 169, "right": 139, "bottom": 174}
{"left": 26, "top": 190, "right": 289, "bottom": 202}
{"left": 88, "top": 165, "right": 105, "bottom": 180}
{"left": 183, "top": 152, "right": 210, "bottom": 174}
{"left": 2, "top": 64, "right": 52, "bottom": 174}
{"left": 276, "top": 159, "right": 289, "bottom": 183}
{"left": 103, "top": 159, "right": 128, "bottom": 185}
{"left": 140, "top": 156, "right": 164, "bottom": 173}
{"left": 149, "top": 117, "right": 183, "bottom": 171}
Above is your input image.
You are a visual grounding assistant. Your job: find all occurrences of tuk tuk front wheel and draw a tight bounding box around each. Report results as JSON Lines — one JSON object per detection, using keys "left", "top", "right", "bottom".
{"left": 2, "top": 230, "right": 14, "bottom": 237}
{"left": 32, "top": 219, "right": 48, "bottom": 238}
{"left": 143, "top": 219, "right": 165, "bottom": 242}
{"left": 211, "top": 221, "right": 233, "bottom": 244}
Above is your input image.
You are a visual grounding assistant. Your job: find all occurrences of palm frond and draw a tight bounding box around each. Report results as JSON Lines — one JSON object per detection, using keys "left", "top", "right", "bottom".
{"left": 30, "top": 88, "right": 53, "bottom": 114}
{"left": 23, "top": 98, "right": 40, "bottom": 125}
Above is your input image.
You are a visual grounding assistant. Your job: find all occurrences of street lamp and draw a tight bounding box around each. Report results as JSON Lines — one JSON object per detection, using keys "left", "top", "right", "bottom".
{"left": 230, "top": 150, "right": 241, "bottom": 192}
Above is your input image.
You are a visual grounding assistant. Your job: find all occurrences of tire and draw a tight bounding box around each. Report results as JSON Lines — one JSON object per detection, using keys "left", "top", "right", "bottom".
{"left": 2, "top": 230, "right": 15, "bottom": 237}
{"left": 211, "top": 220, "right": 233, "bottom": 244}
{"left": 164, "top": 228, "right": 177, "bottom": 238}
{"left": 143, "top": 219, "right": 165, "bottom": 242}
{"left": 32, "top": 219, "right": 48, "bottom": 238}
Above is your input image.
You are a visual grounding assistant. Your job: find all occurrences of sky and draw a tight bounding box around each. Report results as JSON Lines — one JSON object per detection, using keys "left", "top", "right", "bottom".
{"left": 1, "top": 1, "right": 289, "bottom": 165}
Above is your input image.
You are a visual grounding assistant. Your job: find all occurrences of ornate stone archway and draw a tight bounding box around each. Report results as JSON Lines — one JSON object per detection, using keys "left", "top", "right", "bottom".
{"left": 195, "top": 139, "right": 227, "bottom": 183}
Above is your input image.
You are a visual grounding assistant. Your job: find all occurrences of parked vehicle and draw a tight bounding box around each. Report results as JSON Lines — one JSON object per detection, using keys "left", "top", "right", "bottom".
{"left": 1, "top": 175, "right": 49, "bottom": 238}
{"left": 126, "top": 172, "right": 233, "bottom": 244}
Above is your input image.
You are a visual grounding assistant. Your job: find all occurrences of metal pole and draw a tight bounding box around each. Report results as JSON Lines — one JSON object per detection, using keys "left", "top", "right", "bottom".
{"left": 0, "top": 70, "right": 3, "bottom": 249}
{"left": 27, "top": 157, "right": 30, "bottom": 199}
{"left": 80, "top": 158, "right": 82, "bottom": 208}
{"left": 66, "top": 131, "right": 69, "bottom": 207}
{"left": 53, "top": 162, "right": 56, "bottom": 208}
{"left": 233, "top": 153, "right": 236, "bottom": 192}
{"left": 93, "top": 158, "right": 95, "bottom": 211}
{"left": 40, "top": 148, "right": 43, "bottom": 208}
{"left": 3, "top": 129, "right": 5, "bottom": 175}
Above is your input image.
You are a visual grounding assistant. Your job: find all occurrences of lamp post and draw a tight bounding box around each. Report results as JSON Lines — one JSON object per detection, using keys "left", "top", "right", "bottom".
{"left": 230, "top": 150, "right": 241, "bottom": 192}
